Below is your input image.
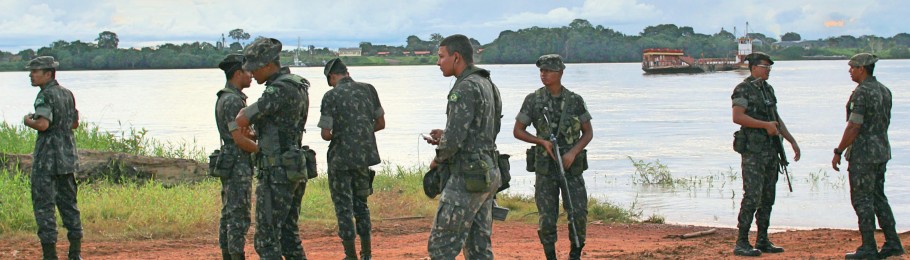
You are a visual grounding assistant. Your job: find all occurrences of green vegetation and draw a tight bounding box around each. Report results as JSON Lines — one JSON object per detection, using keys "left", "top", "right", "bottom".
{"left": 0, "top": 122, "right": 639, "bottom": 241}
{"left": 629, "top": 156, "right": 677, "bottom": 186}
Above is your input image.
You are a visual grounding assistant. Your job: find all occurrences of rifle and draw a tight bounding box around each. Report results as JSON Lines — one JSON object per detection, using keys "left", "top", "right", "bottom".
{"left": 541, "top": 107, "right": 582, "bottom": 246}
{"left": 753, "top": 78, "right": 793, "bottom": 192}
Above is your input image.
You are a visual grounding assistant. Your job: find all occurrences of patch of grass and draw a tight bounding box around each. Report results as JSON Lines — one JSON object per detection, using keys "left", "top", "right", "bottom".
{"left": 642, "top": 214, "right": 666, "bottom": 224}
{"left": 629, "top": 156, "right": 677, "bottom": 186}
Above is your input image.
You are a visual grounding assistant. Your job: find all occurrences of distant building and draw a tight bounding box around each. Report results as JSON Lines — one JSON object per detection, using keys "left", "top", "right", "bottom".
{"left": 376, "top": 51, "right": 390, "bottom": 56}
{"left": 413, "top": 51, "right": 431, "bottom": 55}
{"left": 338, "top": 47, "right": 362, "bottom": 57}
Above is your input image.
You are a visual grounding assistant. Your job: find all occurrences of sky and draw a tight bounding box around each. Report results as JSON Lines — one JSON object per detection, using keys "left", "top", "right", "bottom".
{"left": 1, "top": 0, "right": 906, "bottom": 52}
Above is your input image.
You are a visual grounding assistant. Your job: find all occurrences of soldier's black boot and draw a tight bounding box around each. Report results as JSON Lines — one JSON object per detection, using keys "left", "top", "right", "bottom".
{"left": 341, "top": 240, "right": 357, "bottom": 260}
{"left": 755, "top": 228, "right": 784, "bottom": 253}
{"left": 360, "top": 237, "right": 372, "bottom": 260}
{"left": 221, "top": 248, "right": 231, "bottom": 260}
{"left": 542, "top": 243, "right": 557, "bottom": 260}
{"left": 569, "top": 244, "right": 584, "bottom": 260}
{"left": 41, "top": 243, "right": 58, "bottom": 260}
{"left": 879, "top": 228, "right": 904, "bottom": 258}
{"left": 229, "top": 252, "right": 245, "bottom": 260}
{"left": 732, "top": 229, "right": 761, "bottom": 257}
{"left": 67, "top": 239, "right": 82, "bottom": 260}
{"left": 846, "top": 229, "right": 879, "bottom": 260}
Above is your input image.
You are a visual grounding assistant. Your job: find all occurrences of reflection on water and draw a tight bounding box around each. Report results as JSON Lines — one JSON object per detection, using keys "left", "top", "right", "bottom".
{"left": 2, "top": 60, "right": 909, "bottom": 230}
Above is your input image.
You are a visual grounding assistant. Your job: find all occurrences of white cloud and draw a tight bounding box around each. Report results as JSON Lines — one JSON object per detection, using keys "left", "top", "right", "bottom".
{"left": 489, "top": 0, "right": 660, "bottom": 28}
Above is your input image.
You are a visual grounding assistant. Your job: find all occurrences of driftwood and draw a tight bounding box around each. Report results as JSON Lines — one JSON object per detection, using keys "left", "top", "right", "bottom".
{"left": 1, "top": 150, "right": 207, "bottom": 185}
{"left": 664, "top": 228, "right": 717, "bottom": 239}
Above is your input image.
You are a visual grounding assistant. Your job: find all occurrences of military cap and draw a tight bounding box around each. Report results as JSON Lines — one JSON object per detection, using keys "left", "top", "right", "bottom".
{"left": 423, "top": 167, "right": 442, "bottom": 198}
{"left": 536, "top": 54, "right": 565, "bottom": 71}
{"left": 745, "top": 52, "right": 774, "bottom": 65}
{"left": 25, "top": 56, "right": 59, "bottom": 70}
{"left": 242, "top": 37, "right": 282, "bottom": 72}
{"left": 218, "top": 54, "right": 245, "bottom": 72}
{"left": 323, "top": 58, "right": 347, "bottom": 84}
{"left": 849, "top": 53, "right": 878, "bottom": 67}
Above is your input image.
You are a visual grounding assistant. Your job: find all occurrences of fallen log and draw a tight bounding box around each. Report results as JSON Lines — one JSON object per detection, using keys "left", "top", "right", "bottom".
{"left": 664, "top": 228, "right": 717, "bottom": 239}
{"left": 1, "top": 150, "right": 208, "bottom": 185}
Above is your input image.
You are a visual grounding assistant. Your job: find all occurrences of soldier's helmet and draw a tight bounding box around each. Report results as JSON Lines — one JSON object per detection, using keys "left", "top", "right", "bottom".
{"left": 219, "top": 54, "right": 246, "bottom": 72}
{"left": 745, "top": 52, "right": 774, "bottom": 65}
{"left": 242, "top": 38, "right": 282, "bottom": 72}
{"left": 848, "top": 53, "right": 878, "bottom": 67}
{"left": 25, "top": 56, "right": 59, "bottom": 70}
{"left": 536, "top": 54, "right": 565, "bottom": 71}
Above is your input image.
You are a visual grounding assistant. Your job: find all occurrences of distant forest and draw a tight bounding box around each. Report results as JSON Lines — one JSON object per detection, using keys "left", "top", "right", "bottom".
{"left": 2, "top": 20, "right": 909, "bottom": 71}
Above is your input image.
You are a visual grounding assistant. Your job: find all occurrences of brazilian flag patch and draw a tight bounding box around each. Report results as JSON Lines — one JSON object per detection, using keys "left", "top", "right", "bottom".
{"left": 34, "top": 96, "right": 45, "bottom": 107}
{"left": 448, "top": 93, "right": 458, "bottom": 102}
{"left": 264, "top": 86, "right": 278, "bottom": 94}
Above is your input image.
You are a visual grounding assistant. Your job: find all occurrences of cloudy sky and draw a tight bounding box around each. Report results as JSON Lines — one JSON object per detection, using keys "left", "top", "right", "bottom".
{"left": 1, "top": 0, "right": 906, "bottom": 52}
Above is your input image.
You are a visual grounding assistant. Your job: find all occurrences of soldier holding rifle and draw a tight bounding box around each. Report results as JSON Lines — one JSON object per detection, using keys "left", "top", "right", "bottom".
{"left": 730, "top": 52, "right": 800, "bottom": 257}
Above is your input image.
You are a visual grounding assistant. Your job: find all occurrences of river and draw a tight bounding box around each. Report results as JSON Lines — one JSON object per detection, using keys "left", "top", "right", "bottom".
{"left": 2, "top": 60, "right": 909, "bottom": 231}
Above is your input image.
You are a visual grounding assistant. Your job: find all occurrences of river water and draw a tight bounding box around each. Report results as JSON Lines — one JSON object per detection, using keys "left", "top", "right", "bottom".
{"left": 2, "top": 60, "right": 909, "bottom": 231}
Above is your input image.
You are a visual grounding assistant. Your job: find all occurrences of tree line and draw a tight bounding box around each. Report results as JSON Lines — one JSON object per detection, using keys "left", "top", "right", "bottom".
{"left": 1, "top": 23, "right": 909, "bottom": 71}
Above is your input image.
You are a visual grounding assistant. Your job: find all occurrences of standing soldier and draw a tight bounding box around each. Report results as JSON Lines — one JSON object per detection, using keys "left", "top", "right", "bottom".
{"left": 23, "top": 56, "right": 84, "bottom": 260}
{"left": 318, "top": 58, "right": 386, "bottom": 260}
{"left": 730, "top": 52, "right": 800, "bottom": 257}
{"left": 424, "top": 34, "right": 502, "bottom": 260}
{"left": 513, "top": 54, "right": 593, "bottom": 260}
{"left": 832, "top": 53, "right": 904, "bottom": 259}
{"left": 214, "top": 54, "right": 254, "bottom": 260}
{"left": 234, "top": 38, "right": 311, "bottom": 260}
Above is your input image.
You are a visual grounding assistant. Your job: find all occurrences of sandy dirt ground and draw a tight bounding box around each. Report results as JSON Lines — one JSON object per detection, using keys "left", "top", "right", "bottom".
{"left": 1, "top": 218, "right": 907, "bottom": 259}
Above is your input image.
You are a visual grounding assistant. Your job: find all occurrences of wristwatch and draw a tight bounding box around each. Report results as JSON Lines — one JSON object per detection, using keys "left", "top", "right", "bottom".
{"left": 834, "top": 148, "right": 843, "bottom": 155}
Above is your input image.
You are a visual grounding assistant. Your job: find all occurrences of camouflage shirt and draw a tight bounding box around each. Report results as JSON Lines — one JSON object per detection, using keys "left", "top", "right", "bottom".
{"left": 516, "top": 86, "right": 591, "bottom": 149}
{"left": 317, "top": 76, "right": 383, "bottom": 169}
{"left": 247, "top": 67, "right": 310, "bottom": 155}
{"left": 32, "top": 79, "right": 79, "bottom": 175}
{"left": 845, "top": 76, "right": 891, "bottom": 163}
{"left": 434, "top": 65, "right": 502, "bottom": 163}
{"left": 731, "top": 76, "right": 778, "bottom": 154}
{"left": 215, "top": 82, "right": 251, "bottom": 158}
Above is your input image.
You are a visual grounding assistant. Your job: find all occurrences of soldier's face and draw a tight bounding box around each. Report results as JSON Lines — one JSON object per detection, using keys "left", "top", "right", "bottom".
{"left": 251, "top": 64, "right": 272, "bottom": 84}
{"left": 750, "top": 61, "right": 771, "bottom": 81}
{"left": 437, "top": 46, "right": 456, "bottom": 77}
{"left": 849, "top": 66, "right": 864, "bottom": 83}
{"left": 237, "top": 70, "right": 253, "bottom": 88}
{"left": 540, "top": 69, "right": 562, "bottom": 86}
{"left": 29, "top": 69, "right": 51, "bottom": 87}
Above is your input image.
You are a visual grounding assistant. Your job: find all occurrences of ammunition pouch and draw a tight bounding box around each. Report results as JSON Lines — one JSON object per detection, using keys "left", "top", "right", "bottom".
{"left": 460, "top": 153, "right": 491, "bottom": 193}
{"left": 496, "top": 152, "right": 511, "bottom": 192}
{"left": 302, "top": 146, "right": 318, "bottom": 179}
{"left": 258, "top": 149, "right": 308, "bottom": 182}
{"left": 733, "top": 130, "right": 746, "bottom": 154}
{"left": 525, "top": 148, "right": 536, "bottom": 172}
{"left": 567, "top": 149, "right": 588, "bottom": 176}
{"left": 208, "top": 149, "right": 236, "bottom": 178}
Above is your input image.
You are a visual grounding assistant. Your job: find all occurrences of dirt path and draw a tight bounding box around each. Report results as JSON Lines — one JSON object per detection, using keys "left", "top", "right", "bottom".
{"left": 2, "top": 219, "right": 907, "bottom": 259}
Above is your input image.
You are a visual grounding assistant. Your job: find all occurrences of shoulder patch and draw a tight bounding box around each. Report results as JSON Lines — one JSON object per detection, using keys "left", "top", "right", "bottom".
{"left": 849, "top": 102, "right": 855, "bottom": 110}
{"left": 34, "top": 96, "right": 45, "bottom": 107}
{"left": 448, "top": 93, "right": 458, "bottom": 102}
{"left": 264, "top": 86, "right": 278, "bottom": 94}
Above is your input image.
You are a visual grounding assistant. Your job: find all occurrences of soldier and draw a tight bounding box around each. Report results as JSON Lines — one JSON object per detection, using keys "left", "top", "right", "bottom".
{"left": 513, "top": 54, "right": 593, "bottom": 260}
{"left": 318, "top": 58, "right": 386, "bottom": 260}
{"left": 214, "top": 54, "right": 254, "bottom": 260}
{"left": 234, "top": 38, "right": 311, "bottom": 260}
{"left": 730, "top": 52, "right": 800, "bottom": 257}
{"left": 424, "top": 34, "right": 502, "bottom": 260}
{"left": 23, "top": 56, "right": 83, "bottom": 260}
{"left": 832, "top": 53, "right": 904, "bottom": 259}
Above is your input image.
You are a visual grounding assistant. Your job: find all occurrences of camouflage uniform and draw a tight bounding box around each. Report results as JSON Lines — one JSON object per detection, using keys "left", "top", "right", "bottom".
{"left": 427, "top": 65, "right": 503, "bottom": 260}
{"left": 317, "top": 60, "right": 384, "bottom": 259}
{"left": 843, "top": 53, "right": 902, "bottom": 254}
{"left": 242, "top": 38, "right": 310, "bottom": 260}
{"left": 517, "top": 54, "right": 591, "bottom": 259}
{"left": 215, "top": 54, "right": 253, "bottom": 256}
{"left": 731, "top": 75, "right": 781, "bottom": 247}
{"left": 27, "top": 57, "right": 84, "bottom": 253}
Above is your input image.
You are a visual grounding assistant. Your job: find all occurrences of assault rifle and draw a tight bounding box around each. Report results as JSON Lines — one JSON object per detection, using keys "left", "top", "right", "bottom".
{"left": 753, "top": 78, "right": 793, "bottom": 192}
{"left": 542, "top": 107, "right": 582, "bottom": 246}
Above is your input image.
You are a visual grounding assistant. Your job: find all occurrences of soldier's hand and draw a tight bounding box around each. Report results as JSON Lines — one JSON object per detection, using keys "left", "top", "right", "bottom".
{"left": 426, "top": 129, "right": 444, "bottom": 145}
{"left": 541, "top": 140, "right": 556, "bottom": 161}
{"left": 832, "top": 154, "right": 842, "bottom": 171}
{"left": 23, "top": 113, "right": 33, "bottom": 124}
{"left": 792, "top": 143, "right": 801, "bottom": 161}
{"left": 765, "top": 121, "right": 780, "bottom": 136}
{"left": 562, "top": 151, "right": 576, "bottom": 169}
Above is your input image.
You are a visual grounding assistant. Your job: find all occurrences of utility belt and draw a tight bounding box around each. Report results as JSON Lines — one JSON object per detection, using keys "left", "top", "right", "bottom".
{"left": 525, "top": 145, "right": 588, "bottom": 176}
{"left": 733, "top": 128, "right": 774, "bottom": 155}
{"left": 253, "top": 146, "right": 318, "bottom": 182}
{"left": 207, "top": 147, "right": 251, "bottom": 178}
{"left": 445, "top": 149, "right": 510, "bottom": 194}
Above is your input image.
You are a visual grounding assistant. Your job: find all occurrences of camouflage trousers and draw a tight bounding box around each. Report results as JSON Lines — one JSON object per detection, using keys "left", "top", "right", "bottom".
{"left": 30, "top": 172, "right": 83, "bottom": 244}
{"left": 428, "top": 154, "right": 502, "bottom": 260}
{"left": 736, "top": 153, "right": 779, "bottom": 237}
{"left": 253, "top": 167, "right": 308, "bottom": 260}
{"left": 328, "top": 167, "right": 372, "bottom": 241}
{"left": 534, "top": 169, "right": 588, "bottom": 248}
{"left": 848, "top": 162, "right": 901, "bottom": 246}
{"left": 219, "top": 163, "right": 253, "bottom": 254}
